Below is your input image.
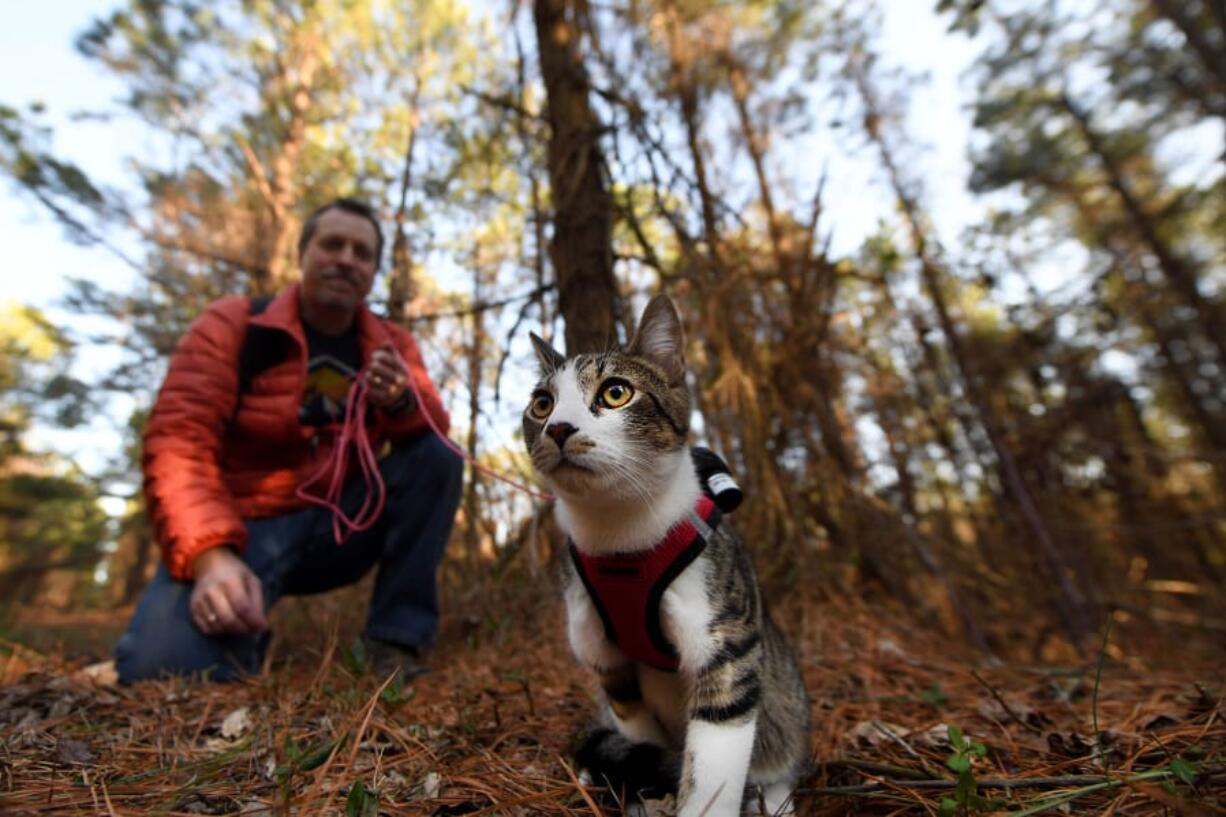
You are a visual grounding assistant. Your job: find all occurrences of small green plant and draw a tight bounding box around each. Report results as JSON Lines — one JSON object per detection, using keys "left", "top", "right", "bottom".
{"left": 938, "top": 725, "right": 999, "bottom": 817}
{"left": 922, "top": 681, "right": 949, "bottom": 707}
{"left": 340, "top": 638, "right": 369, "bottom": 676}
{"left": 1168, "top": 756, "right": 1198, "bottom": 786}
{"left": 346, "top": 780, "right": 379, "bottom": 817}
{"left": 378, "top": 671, "right": 417, "bottom": 707}
{"left": 1159, "top": 753, "right": 1206, "bottom": 797}
{"left": 273, "top": 735, "right": 346, "bottom": 808}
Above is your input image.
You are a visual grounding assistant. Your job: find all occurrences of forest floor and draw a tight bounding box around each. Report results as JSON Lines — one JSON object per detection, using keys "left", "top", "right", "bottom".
{"left": 1, "top": 572, "right": 1223, "bottom": 816}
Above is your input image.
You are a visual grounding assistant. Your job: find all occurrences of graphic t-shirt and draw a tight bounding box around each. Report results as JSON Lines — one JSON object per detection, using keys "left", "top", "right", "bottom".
{"left": 300, "top": 323, "right": 362, "bottom": 427}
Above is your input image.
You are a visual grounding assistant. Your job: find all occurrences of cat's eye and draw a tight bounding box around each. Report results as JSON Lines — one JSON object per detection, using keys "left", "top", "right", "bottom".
{"left": 528, "top": 392, "right": 554, "bottom": 420}
{"left": 598, "top": 380, "right": 635, "bottom": 409}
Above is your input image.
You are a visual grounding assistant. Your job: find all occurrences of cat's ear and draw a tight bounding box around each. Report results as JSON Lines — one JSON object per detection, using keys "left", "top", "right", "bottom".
{"left": 530, "top": 332, "right": 565, "bottom": 374}
{"left": 628, "top": 295, "right": 686, "bottom": 384}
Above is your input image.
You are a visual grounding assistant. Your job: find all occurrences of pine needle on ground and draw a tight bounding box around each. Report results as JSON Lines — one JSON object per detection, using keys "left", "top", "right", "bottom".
{"left": 2, "top": 583, "right": 1222, "bottom": 816}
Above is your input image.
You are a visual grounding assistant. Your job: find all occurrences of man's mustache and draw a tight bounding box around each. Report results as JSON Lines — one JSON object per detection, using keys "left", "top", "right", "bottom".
{"left": 321, "top": 269, "right": 361, "bottom": 286}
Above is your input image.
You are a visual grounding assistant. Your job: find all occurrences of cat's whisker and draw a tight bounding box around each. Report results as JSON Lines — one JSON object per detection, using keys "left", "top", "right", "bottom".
{"left": 603, "top": 456, "right": 653, "bottom": 503}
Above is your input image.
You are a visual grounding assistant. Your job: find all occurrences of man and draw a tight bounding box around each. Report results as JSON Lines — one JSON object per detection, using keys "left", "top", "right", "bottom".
{"left": 115, "top": 198, "right": 463, "bottom": 683}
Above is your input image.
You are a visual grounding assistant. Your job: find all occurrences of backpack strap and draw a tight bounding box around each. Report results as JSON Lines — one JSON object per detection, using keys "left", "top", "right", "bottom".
{"left": 236, "top": 295, "right": 286, "bottom": 398}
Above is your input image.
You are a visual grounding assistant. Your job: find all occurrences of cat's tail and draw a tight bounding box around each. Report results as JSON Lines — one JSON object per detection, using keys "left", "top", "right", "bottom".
{"left": 574, "top": 727, "right": 681, "bottom": 801}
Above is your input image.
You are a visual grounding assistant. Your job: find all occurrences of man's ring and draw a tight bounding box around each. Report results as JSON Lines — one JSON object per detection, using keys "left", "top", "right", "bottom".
{"left": 206, "top": 613, "right": 218, "bottom": 623}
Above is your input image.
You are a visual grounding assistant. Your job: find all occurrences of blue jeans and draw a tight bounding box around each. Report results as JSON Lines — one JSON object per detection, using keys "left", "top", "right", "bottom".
{"left": 115, "top": 433, "right": 463, "bottom": 682}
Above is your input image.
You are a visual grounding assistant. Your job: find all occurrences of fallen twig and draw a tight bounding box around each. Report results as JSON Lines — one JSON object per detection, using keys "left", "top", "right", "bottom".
{"left": 801, "top": 766, "right": 1225, "bottom": 797}
{"left": 970, "top": 669, "right": 1044, "bottom": 734}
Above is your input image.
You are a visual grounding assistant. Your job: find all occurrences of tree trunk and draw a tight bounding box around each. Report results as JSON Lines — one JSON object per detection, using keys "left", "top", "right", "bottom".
{"left": 119, "top": 523, "right": 155, "bottom": 605}
{"left": 463, "top": 260, "right": 485, "bottom": 570}
{"left": 661, "top": 2, "right": 724, "bottom": 269}
{"left": 532, "top": 0, "right": 621, "bottom": 354}
{"left": 388, "top": 78, "right": 423, "bottom": 326}
{"left": 269, "top": 41, "right": 320, "bottom": 289}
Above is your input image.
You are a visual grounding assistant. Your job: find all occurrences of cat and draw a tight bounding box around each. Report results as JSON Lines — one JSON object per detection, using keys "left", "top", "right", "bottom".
{"left": 523, "top": 294, "right": 810, "bottom": 816}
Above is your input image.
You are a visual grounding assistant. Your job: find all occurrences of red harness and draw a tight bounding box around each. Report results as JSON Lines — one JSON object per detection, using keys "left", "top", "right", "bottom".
{"left": 569, "top": 495, "right": 721, "bottom": 672}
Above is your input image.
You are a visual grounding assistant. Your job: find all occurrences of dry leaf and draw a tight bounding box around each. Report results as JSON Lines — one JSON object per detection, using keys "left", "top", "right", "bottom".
{"left": 1047, "top": 730, "right": 1094, "bottom": 757}
{"left": 1141, "top": 711, "right": 1182, "bottom": 730}
{"left": 911, "top": 723, "right": 952, "bottom": 749}
{"left": 54, "top": 738, "right": 96, "bottom": 766}
{"left": 875, "top": 638, "right": 907, "bottom": 658}
{"left": 203, "top": 736, "right": 234, "bottom": 753}
{"left": 847, "top": 719, "right": 911, "bottom": 747}
{"left": 381, "top": 770, "right": 408, "bottom": 786}
{"left": 977, "top": 696, "right": 1047, "bottom": 728}
{"left": 47, "top": 695, "right": 76, "bottom": 720}
{"left": 220, "top": 706, "right": 253, "bottom": 739}
{"left": 422, "top": 771, "right": 442, "bottom": 798}
{"left": 73, "top": 660, "right": 119, "bottom": 687}
{"left": 14, "top": 708, "right": 42, "bottom": 734}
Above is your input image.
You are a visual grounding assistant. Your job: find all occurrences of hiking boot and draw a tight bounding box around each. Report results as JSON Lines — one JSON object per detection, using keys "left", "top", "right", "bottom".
{"left": 365, "top": 638, "right": 431, "bottom": 681}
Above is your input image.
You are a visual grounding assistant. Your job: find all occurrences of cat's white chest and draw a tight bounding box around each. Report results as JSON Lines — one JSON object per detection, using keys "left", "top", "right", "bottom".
{"left": 658, "top": 552, "right": 718, "bottom": 671}
{"left": 639, "top": 554, "right": 718, "bottom": 743}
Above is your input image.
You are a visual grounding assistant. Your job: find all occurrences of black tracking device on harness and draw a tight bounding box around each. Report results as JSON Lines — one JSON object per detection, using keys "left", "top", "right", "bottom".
{"left": 691, "top": 446, "right": 743, "bottom": 513}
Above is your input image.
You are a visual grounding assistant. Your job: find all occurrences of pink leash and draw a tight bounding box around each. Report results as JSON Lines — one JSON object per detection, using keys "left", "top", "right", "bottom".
{"left": 398, "top": 357, "right": 554, "bottom": 502}
{"left": 295, "top": 375, "right": 388, "bottom": 544}
{"left": 296, "top": 351, "right": 552, "bottom": 545}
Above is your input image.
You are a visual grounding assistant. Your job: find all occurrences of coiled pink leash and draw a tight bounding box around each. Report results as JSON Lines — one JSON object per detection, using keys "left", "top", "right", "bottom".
{"left": 294, "top": 374, "right": 387, "bottom": 544}
{"left": 296, "top": 346, "right": 552, "bottom": 545}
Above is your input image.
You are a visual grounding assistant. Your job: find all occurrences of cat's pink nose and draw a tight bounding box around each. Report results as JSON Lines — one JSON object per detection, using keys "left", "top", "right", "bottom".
{"left": 546, "top": 422, "right": 578, "bottom": 447}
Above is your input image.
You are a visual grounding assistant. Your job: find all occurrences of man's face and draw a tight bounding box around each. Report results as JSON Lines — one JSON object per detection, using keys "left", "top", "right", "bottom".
{"left": 299, "top": 209, "right": 379, "bottom": 314}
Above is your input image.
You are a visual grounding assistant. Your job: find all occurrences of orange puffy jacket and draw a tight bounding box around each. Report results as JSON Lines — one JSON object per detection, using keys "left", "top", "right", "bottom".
{"left": 142, "top": 285, "right": 450, "bottom": 580}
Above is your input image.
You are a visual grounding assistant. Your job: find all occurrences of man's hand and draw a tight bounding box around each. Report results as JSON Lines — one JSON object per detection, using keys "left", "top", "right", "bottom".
{"left": 364, "top": 346, "right": 416, "bottom": 412}
{"left": 190, "top": 547, "right": 268, "bottom": 636}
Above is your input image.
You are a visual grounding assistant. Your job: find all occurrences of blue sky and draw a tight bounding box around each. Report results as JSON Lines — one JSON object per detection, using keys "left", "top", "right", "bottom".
{"left": 2, "top": 1, "right": 141, "bottom": 483}
{"left": 3, "top": 1, "right": 139, "bottom": 306}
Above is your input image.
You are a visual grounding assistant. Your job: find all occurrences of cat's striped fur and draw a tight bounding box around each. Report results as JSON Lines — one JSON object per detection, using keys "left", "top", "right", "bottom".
{"left": 523, "top": 295, "right": 810, "bottom": 816}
